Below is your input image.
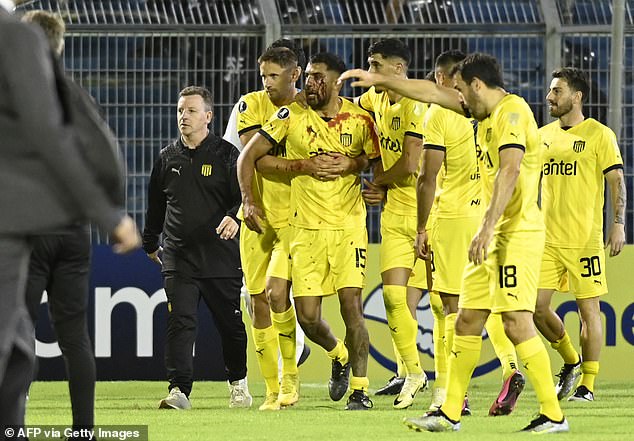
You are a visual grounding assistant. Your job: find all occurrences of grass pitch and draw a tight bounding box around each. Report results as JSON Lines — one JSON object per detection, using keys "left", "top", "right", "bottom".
{"left": 26, "top": 379, "right": 633, "bottom": 440}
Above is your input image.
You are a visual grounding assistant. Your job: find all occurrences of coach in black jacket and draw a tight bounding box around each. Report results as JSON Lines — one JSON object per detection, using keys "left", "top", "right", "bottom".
{"left": 0, "top": 1, "right": 139, "bottom": 428}
{"left": 143, "top": 86, "right": 250, "bottom": 410}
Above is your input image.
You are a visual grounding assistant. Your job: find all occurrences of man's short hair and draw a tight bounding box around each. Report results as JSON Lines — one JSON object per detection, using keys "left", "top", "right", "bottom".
{"left": 552, "top": 67, "right": 590, "bottom": 103}
{"left": 308, "top": 52, "right": 346, "bottom": 75}
{"left": 258, "top": 47, "right": 298, "bottom": 70}
{"left": 451, "top": 52, "right": 504, "bottom": 89}
{"left": 268, "top": 38, "right": 306, "bottom": 70}
{"left": 435, "top": 49, "right": 466, "bottom": 70}
{"left": 179, "top": 86, "right": 213, "bottom": 112}
{"left": 21, "top": 10, "right": 65, "bottom": 56}
{"left": 367, "top": 38, "right": 411, "bottom": 66}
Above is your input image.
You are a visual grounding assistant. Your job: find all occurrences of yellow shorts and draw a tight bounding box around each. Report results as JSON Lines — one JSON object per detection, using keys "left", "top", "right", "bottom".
{"left": 290, "top": 227, "right": 367, "bottom": 296}
{"left": 539, "top": 245, "right": 608, "bottom": 299}
{"left": 380, "top": 211, "right": 428, "bottom": 289}
{"left": 239, "top": 223, "right": 291, "bottom": 295}
{"left": 460, "top": 231, "right": 545, "bottom": 313}
{"left": 431, "top": 216, "right": 480, "bottom": 295}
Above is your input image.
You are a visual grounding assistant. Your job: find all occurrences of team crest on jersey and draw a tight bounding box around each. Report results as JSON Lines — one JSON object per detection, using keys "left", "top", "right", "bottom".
{"left": 485, "top": 127, "right": 492, "bottom": 142}
{"left": 573, "top": 140, "right": 586, "bottom": 153}
{"left": 340, "top": 133, "right": 353, "bottom": 147}
{"left": 201, "top": 164, "right": 212, "bottom": 176}
{"left": 391, "top": 116, "right": 401, "bottom": 131}
{"left": 277, "top": 107, "right": 290, "bottom": 120}
{"left": 238, "top": 101, "right": 247, "bottom": 113}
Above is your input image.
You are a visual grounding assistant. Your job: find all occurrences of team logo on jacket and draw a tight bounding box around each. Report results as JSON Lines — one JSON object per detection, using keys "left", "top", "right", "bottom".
{"left": 340, "top": 133, "right": 352, "bottom": 147}
{"left": 238, "top": 101, "right": 247, "bottom": 113}
{"left": 390, "top": 116, "right": 401, "bottom": 131}
{"left": 573, "top": 140, "right": 586, "bottom": 153}
{"left": 201, "top": 164, "right": 213, "bottom": 176}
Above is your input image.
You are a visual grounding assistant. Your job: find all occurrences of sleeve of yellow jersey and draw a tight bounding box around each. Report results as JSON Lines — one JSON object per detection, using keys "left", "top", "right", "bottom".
{"left": 403, "top": 100, "right": 426, "bottom": 141}
{"left": 495, "top": 103, "right": 528, "bottom": 152}
{"left": 598, "top": 126, "right": 624, "bottom": 174}
{"left": 236, "top": 93, "right": 262, "bottom": 136}
{"left": 259, "top": 106, "right": 291, "bottom": 146}
{"left": 422, "top": 105, "right": 447, "bottom": 151}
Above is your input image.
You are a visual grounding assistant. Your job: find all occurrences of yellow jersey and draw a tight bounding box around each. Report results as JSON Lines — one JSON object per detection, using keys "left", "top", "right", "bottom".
{"left": 260, "top": 99, "right": 380, "bottom": 230}
{"left": 476, "top": 94, "right": 543, "bottom": 234}
{"left": 358, "top": 87, "right": 427, "bottom": 215}
{"left": 237, "top": 90, "right": 290, "bottom": 228}
{"left": 423, "top": 104, "right": 482, "bottom": 219}
{"left": 540, "top": 118, "right": 623, "bottom": 248}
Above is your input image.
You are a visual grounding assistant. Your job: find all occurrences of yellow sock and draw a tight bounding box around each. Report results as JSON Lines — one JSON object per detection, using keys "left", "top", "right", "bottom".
{"left": 326, "top": 338, "right": 349, "bottom": 365}
{"left": 430, "top": 293, "right": 447, "bottom": 387}
{"left": 580, "top": 361, "right": 599, "bottom": 392}
{"left": 350, "top": 376, "right": 369, "bottom": 392}
{"left": 383, "top": 285, "right": 422, "bottom": 375}
{"left": 551, "top": 331, "right": 580, "bottom": 365}
{"left": 485, "top": 313, "right": 519, "bottom": 380}
{"left": 392, "top": 339, "right": 405, "bottom": 378}
{"left": 516, "top": 336, "right": 563, "bottom": 421}
{"left": 441, "top": 335, "right": 481, "bottom": 422}
{"left": 271, "top": 306, "right": 298, "bottom": 376}
{"left": 252, "top": 325, "right": 280, "bottom": 394}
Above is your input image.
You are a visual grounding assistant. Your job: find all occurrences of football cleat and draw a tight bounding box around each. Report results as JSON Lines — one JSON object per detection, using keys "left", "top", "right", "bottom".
{"left": 520, "top": 414, "right": 569, "bottom": 433}
{"left": 345, "top": 389, "right": 373, "bottom": 410}
{"left": 393, "top": 372, "right": 427, "bottom": 409}
{"left": 375, "top": 375, "right": 405, "bottom": 396}
{"left": 328, "top": 359, "right": 350, "bottom": 401}
{"left": 555, "top": 361, "right": 581, "bottom": 400}
{"left": 404, "top": 409, "right": 460, "bottom": 432}
{"left": 489, "top": 370, "right": 525, "bottom": 416}
{"left": 567, "top": 385, "right": 594, "bottom": 402}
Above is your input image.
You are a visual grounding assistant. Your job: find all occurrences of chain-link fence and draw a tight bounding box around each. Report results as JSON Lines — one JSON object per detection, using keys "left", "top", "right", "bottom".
{"left": 16, "top": 0, "right": 634, "bottom": 243}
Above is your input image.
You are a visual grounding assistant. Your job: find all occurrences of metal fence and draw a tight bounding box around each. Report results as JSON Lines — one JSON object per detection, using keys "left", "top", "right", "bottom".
{"left": 16, "top": 0, "right": 634, "bottom": 243}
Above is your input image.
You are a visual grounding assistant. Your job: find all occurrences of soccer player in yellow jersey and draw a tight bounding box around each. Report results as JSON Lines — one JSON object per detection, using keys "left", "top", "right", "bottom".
{"left": 239, "top": 52, "right": 380, "bottom": 410}
{"left": 233, "top": 46, "right": 303, "bottom": 411}
{"left": 534, "top": 67, "right": 625, "bottom": 402}
{"left": 416, "top": 50, "right": 524, "bottom": 416}
{"left": 355, "top": 38, "right": 428, "bottom": 409}
{"left": 338, "top": 52, "right": 568, "bottom": 433}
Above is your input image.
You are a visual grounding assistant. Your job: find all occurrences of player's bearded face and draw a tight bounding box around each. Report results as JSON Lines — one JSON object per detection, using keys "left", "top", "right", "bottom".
{"left": 454, "top": 73, "right": 485, "bottom": 120}
{"left": 547, "top": 78, "right": 574, "bottom": 118}
{"left": 305, "top": 64, "right": 333, "bottom": 109}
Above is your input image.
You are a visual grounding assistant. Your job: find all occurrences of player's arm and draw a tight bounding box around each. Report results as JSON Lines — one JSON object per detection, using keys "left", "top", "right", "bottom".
{"left": 415, "top": 147, "right": 445, "bottom": 260}
{"left": 241, "top": 127, "right": 314, "bottom": 176}
{"left": 469, "top": 147, "right": 523, "bottom": 264}
{"left": 373, "top": 134, "right": 423, "bottom": 186}
{"left": 237, "top": 132, "right": 276, "bottom": 233}
{"left": 338, "top": 70, "right": 464, "bottom": 114}
{"left": 605, "top": 167, "right": 626, "bottom": 256}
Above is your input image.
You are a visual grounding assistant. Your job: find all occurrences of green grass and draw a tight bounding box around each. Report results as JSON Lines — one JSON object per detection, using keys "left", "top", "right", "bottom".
{"left": 26, "top": 379, "right": 634, "bottom": 440}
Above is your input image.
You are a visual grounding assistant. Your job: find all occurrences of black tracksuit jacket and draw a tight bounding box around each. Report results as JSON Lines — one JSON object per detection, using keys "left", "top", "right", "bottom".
{"left": 142, "top": 132, "right": 242, "bottom": 278}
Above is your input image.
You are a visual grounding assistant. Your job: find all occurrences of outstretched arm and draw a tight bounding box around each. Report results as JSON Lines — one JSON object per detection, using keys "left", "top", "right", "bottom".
{"left": 338, "top": 69, "right": 464, "bottom": 114}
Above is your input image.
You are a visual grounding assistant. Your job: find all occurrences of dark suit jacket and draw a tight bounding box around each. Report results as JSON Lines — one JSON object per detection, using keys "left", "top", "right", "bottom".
{"left": 0, "top": 9, "right": 122, "bottom": 235}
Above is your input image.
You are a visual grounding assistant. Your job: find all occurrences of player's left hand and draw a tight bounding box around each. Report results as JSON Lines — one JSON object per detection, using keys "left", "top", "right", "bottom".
{"left": 216, "top": 216, "right": 239, "bottom": 240}
{"left": 361, "top": 178, "right": 385, "bottom": 205}
{"left": 606, "top": 222, "right": 625, "bottom": 257}
{"left": 469, "top": 225, "right": 494, "bottom": 265}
